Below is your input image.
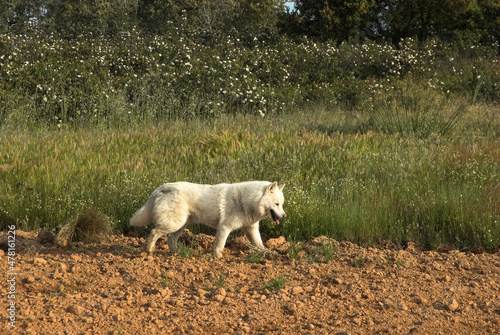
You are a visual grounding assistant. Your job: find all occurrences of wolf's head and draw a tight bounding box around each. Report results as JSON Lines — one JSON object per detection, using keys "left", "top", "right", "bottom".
{"left": 264, "top": 182, "right": 286, "bottom": 224}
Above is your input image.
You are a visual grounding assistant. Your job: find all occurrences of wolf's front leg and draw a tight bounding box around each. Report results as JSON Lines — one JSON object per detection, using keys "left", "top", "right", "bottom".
{"left": 213, "top": 226, "right": 231, "bottom": 258}
{"left": 243, "top": 223, "right": 266, "bottom": 251}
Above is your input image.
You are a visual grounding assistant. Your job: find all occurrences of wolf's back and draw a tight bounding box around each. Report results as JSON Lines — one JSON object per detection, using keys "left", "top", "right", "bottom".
{"left": 130, "top": 198, "right": 154, "bottom": 227}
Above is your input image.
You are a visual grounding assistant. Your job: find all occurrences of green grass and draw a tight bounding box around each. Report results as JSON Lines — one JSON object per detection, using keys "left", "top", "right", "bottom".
{"left": 1, "top": 98, "right": 500, "bottom": 251}
{"left": 160, "top": 270, "right": 169, "bottom": 288}
{"left": 263, "top": 273, "right": 289, "bottom": 292}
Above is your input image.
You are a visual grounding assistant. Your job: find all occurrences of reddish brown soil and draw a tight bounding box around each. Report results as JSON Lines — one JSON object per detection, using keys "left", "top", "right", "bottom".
{"left": 1, "top": 230, "right": 499, "bottom": 335}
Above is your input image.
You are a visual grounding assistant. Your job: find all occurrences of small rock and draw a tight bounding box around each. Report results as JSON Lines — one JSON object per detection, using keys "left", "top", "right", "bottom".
{"left": 291, "top": 286, "right": 304, "bottom": 295}
{"left": 215, "top": 287, "right": 226, "bottom": 297}
{"left": 447, "top": 298, "right": 459, "bottom": 311}
{"left": 70, "top": 254, "right": 82, "bottom": 262}
{"left": 66, "top": 305, "right": 85, "bottom": 315}
{"left": 213, "top": 294, "right": 225, "bottom": 302}
{"left": 364, "top": 262, "right": 376, "bottom": 271}
{"left": 305, "top": 323, "right": 315, "bottom": 330}
{"left": 100, "top": 302, "right": 109, "bottom": 312}
{"left": 198, "top": 289, "right": 209, "bottom": 297}
{"left": 277, "top": 289, "right": 288, "bottom": 296}
{"left": 265, "top": 236, "right": 290, "bottom": 252}
{"left": 362, "top": 291, "right": 374, "bottom": 300}
{"left": 416, "top": 297, "right": 428, "bottom": 305}
{"left": 33, "top": 257, "right": 47, "bottom": 265}
{"left": 383, "top": 299, "right": 395, "bottom": 309}
{"left": 23, "top": 276, "right": 36, "bottom": 284}
{"left": 442, "top": 275, "right": 451, "bottom": 282}
{"left": 332, "top": 277, "right": 343, "bottom": 285}
{"left": 398, "top": 302, "right": 409, "bottom": 311}
{"left": 108, "top": 307, "right": 123, "bottom": 317}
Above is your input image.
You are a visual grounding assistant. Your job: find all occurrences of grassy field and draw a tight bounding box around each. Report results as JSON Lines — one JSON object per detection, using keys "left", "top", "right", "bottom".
{"left": 1, "top": 28, "right": 499, "bottom": 251}
{"left": 1, "top": 93, "right": 499, "bottom": 251}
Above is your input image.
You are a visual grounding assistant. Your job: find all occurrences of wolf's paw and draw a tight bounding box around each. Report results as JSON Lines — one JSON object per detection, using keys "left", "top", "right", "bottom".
{"left": 213, "top": 249, "right": 223, "bottom": 258}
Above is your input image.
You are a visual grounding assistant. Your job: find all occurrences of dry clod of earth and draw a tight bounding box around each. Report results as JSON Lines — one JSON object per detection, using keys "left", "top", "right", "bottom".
{"left": 1, "top": 229, "right": 499, "bottom": 334}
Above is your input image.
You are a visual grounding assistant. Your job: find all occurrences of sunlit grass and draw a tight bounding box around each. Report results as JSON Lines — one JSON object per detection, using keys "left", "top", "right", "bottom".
{"left": 1, "top": 102, "right": 499, "bottom": 251}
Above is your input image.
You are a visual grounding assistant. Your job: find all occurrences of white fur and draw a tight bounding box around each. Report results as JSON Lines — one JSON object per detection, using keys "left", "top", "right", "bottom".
{"left": 130, "top": 181, "right": 286, "bottom": 258}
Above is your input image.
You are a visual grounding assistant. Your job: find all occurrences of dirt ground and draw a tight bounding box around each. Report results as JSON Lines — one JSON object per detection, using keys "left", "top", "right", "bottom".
{"left": 1, "top": 229, "right": 499, "bottom": 335}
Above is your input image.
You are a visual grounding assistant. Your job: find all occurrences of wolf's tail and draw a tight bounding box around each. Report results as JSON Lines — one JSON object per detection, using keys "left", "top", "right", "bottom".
{"left": 130, "top": 198, "right": 154, "bottom": 227}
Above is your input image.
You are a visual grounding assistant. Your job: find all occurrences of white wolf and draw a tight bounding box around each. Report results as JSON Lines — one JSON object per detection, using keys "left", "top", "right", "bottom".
{"left": 130, "top": 181, "right": 286, "bottom": 258}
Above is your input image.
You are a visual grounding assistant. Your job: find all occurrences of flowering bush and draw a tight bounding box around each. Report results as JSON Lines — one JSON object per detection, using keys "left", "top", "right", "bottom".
{"left": 0, "top": 25, "right": 498, "bottom": 128}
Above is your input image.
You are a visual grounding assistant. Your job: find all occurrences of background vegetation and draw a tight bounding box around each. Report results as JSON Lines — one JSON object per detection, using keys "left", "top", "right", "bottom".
{"left": 1, "top": 0, "right": 499, "bottom": 251}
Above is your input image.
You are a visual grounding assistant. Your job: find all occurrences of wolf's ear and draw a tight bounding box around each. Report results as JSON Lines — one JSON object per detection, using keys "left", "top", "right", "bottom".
{"left": 278, "top": 184, "right": 285, "bottom": 191}
{"left": 268, "top": 182, "right": 278, "bottom": 193}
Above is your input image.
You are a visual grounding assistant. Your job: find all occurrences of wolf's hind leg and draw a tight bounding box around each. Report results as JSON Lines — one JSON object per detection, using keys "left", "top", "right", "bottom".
{"left": 166, "top": 223, "right": 189, "bottom": 253}
{"left": 146, "top": 204, "right": 189, "bottom": 254}
{"left": 146, "top": 227, "right": 170, "bottom": 254}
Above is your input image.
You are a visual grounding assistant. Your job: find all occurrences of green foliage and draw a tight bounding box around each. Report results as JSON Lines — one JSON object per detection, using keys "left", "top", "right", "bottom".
{"left": 176, "top": 240, "right": 198, "bottom": 258}
{"left": 295, "top": 0, "right": 376, "bottom": 42}
{"left": 1, "top": 28, "right": 498, "bottom": 130}
{"left": 263, "top": 273, "right": 289, "bottom": 292}
{"left": 201, "top": 272, "right": 228, "bottom": 292}
{"left": 287, "top": 241, "right": 305, "bottom": 261}
{"left": 246, "top": 251, "right": 264, "bottom": 264}
{"left": 160, "top": 270, "right": 169, "bottom": 288}
{"left": 213, "top": 273, "right": 227, "bottom": 289}
{"left": 45, "top": 0, "right": 137, "bottom": 39}
{"left": 373, "top": 0, "right": 474, "bottom": 42}
{"left": 1, "top": 0, "right": 499, "bottom": 45}
{"left": 2, "top": 106, "right": 500, "bottom": 251}
{"left": 312, "top": 241, "right": 337, "bottom": 263}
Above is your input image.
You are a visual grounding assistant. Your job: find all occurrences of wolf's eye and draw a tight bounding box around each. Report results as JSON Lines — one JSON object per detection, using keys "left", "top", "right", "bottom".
{"left": 275, "top": 202, "right": 279, "bottom": 207}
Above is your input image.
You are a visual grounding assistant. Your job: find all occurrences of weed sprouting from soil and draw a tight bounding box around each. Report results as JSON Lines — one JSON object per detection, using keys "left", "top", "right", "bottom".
{"left": 160, "top": 270, "right": 169, "bottom": 288}
{"left": 263, "top": 273, "right": 289, "bottom": 292}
